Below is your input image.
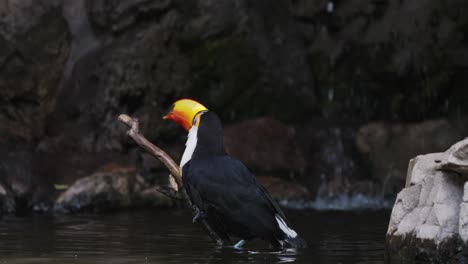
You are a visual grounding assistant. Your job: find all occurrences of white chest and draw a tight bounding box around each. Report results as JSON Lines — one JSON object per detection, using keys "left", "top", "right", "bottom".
{"left": 180, "top": 126, "right": 198, "bottom": 168}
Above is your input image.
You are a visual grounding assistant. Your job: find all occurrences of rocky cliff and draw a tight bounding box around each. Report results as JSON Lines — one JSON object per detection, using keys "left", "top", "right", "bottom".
{"left": 1, "top": 0, "right": 468, "bottom": 213}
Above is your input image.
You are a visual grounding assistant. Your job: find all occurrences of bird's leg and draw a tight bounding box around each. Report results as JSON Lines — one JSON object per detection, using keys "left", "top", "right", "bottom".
{"left": 233, "top": 239, "right": 246, "bottom": 250}
{"left": 192, "top": 206, "right": 207, "bottom": 223}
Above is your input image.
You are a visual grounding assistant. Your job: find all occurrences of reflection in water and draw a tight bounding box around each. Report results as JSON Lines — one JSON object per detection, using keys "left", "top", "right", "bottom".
{"left": 206, "top": 248, "right": 298, "bottom": 263}
{"left": 0, "top": 210, "right": 389, "bottom": 263}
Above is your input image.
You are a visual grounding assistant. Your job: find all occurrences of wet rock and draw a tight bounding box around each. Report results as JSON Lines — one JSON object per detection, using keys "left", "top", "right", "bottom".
{"left": 356, "top": 119, "right": 467, "bottom": 196}
{"left": 257, "top": 176, "right": 310, "bottom": 201}
{"left": 54, "top": 165, "right": 172, "bottom": 213}
{"left": 386, "top": 138, "right": 468, "bottom": 262}
{"left": 224, "top": 118, "right": 304, "bottom": 177}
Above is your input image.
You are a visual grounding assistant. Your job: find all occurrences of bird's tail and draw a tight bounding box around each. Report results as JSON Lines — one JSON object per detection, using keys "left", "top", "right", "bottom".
{"left": 275, "top": 215, "right": 307, "bottom": 248}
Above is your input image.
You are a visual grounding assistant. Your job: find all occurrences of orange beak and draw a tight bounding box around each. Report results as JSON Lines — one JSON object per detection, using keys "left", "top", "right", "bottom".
{"left": 163, "top": 99, "right": 208, "bottom": 132}
{"left": 163, "top": 110, "right": 191, "bottom": 131}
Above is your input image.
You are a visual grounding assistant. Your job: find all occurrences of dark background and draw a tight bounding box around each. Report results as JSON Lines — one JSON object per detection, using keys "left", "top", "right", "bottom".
{"left": 0, "top": 0, "right": 467, "bottom": 214}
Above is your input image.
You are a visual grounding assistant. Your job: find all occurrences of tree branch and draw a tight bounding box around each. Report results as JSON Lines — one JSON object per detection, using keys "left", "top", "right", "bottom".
{"left": 118, "top": 114, "right": 224, "bottom": 246}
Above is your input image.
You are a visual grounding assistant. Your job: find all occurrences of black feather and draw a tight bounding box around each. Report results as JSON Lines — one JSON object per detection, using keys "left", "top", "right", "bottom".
{"left": 182, "top": 111, "right": 306, "bottom": 248}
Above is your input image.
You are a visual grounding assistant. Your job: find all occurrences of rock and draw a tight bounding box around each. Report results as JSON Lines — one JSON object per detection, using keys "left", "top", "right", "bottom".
{"left": 386, "top": 138, "right": 468, "bottom": 262}
{"left": 357, "top": 119, "right": 467, "bottom": 196}
{"left": 224, "top": 118, "right": 304, "bottom": 177}
{"left": 138, "top": 187, "right": 174, "bottom": 208}
{"left": 0, "top": 183, "right": 15, "bottom": 215}
{"left": 459, "top": 182, "right": 468, "bottom": 245}
{"left": 54, "top": 166, "right": 172, "bottom": 213}
{"left": 256, "top": 176, "right": 310, "bottom": 201}
{"left": 441, "top": 138, "right": 468, "bottom": 175}
{"left": 405, "top": 153, "right": 448, "bottom": 187}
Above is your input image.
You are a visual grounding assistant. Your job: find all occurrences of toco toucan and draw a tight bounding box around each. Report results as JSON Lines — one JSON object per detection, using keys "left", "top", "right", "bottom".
{"left": 164, "top": 99, "right": 306, "bottom": 249}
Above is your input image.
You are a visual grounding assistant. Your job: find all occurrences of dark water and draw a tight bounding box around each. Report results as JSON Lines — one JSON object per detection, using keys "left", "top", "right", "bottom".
{"left": 0, "top": 210, "right": 390, "bottom": 264}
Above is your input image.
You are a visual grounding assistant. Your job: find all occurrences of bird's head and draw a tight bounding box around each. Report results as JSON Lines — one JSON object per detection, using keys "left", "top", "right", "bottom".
{"left": 163, "top": 99, "right": 208, "bottom": 131}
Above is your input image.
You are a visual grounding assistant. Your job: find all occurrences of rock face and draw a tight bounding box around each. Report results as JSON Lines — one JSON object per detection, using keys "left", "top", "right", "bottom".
{"left": 386, "top": 138, "right": 468, "bottom": 262}
{"left": 0, "top": 0, "right": 71, "bottom": 213}
{"left": 1, "top": 0, "right": 468, "bottom": 212}
{"left": 291, "top": 0, "right": 468, "bottom": 121}
{"left": 0, "top": 0, "right": 70, "bottom": 144}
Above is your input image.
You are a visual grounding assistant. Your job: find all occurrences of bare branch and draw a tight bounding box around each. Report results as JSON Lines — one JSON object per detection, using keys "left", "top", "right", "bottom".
{"left": 118, "top": 114, "right": 224, "bottom": 246}
{"left": 118, "top": 114, "right": 182, "bottom": 187}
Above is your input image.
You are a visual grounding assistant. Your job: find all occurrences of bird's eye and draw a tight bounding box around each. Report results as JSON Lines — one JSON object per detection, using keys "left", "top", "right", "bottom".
{"left": 193, "top": 117, "right": 198, "bottom": 126}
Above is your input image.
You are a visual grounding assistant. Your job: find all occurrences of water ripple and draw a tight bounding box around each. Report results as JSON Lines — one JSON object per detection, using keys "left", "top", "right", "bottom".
{"left": 0, "top": 210, "right": 390, "bottom": 263}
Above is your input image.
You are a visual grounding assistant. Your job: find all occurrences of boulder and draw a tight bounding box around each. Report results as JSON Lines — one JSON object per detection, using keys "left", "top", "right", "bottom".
{"left": 54, "top": 166, "right": 173, "bottom": 213}
{"left": 386, "top": 138, "right": 468, "bottom": 262}
{"left": 224, "top": 118, "right": 304, "bottom": 177}
{"left": 256, "top": 176, "right": 310, "bottom": 201}
{"left": 357, "top": 119, "right": 467, "bottom": 196}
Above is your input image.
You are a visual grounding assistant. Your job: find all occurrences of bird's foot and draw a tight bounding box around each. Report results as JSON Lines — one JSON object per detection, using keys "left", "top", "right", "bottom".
{"left": 192, "top": 206, "right": 206, "bottom": 223}
{"left": 233, "top": 240, "right": 246, "bottom": 250}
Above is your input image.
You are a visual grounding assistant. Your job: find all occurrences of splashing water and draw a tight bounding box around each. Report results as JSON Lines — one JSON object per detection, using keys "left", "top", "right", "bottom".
{"left": 280, "top": 194, "right": 394, "bottom": 211}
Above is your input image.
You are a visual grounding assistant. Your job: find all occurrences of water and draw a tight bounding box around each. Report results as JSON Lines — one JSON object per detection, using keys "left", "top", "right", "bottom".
{"left": 0, "top": 209, "right": 390, "bottom": 263}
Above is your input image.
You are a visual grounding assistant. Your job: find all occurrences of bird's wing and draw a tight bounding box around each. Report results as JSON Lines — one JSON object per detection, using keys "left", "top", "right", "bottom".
{"left": 182, "top": 161, "right": 202, "bottom": 207}
{"left": 186, "top": 156, "right": 286, "bottom": 237}
{"left": 230, "top": 158, "right": 288, "bottom": 219}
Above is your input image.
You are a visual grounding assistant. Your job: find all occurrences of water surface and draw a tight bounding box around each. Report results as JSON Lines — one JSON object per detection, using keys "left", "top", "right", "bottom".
{"left": 0, "top": 210, "right": 390, "bottom": 263}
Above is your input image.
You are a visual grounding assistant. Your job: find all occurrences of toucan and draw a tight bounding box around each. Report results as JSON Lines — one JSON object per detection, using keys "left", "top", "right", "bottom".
{"left": 163, "top": 99, "right": 306, "bottom": 249}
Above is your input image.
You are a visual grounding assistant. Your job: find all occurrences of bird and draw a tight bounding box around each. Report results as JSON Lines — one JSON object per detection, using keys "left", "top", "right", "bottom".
{"left": 163, "top": 98, "right": 306, "bottom": 249}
